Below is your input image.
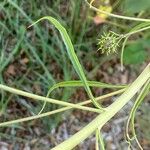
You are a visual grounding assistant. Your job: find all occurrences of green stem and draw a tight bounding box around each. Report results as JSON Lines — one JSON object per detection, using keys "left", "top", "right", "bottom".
{"left": 85, "top": 0, "right": 150, "bottom": 22}
{"left": 98, "top": 130, "right": 105, "bottom": 150}
{"left": 0, "top": 89, "right": 125, "bottom": 127}
{"left": 0, "top": 107, "right": 67, "bottom": 127}
{"left": 52, "top": 63, "right": 150, "bottom": 150}
{"left": 0, "top": 84, "right": 101, "bottom": 113}
{"left": 120, "top": 36, "right": 129, "bottom": 71}
{"left": 124, "top": 25, "right": 150, "bottom": 37}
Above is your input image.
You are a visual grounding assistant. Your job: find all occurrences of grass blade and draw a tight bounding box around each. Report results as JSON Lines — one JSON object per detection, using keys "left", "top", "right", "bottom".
{"left": 1, "top": 26, "right": 25, "bottom": 72}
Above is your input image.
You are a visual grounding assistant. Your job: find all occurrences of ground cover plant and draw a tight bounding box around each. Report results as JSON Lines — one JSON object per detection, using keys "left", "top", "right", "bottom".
{"left": 0, "top": 0, "right": 150, "bottom": 149}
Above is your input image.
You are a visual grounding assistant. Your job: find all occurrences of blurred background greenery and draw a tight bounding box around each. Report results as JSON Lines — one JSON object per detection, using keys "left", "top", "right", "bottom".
{"left": 0, "top": 0, "right": 150, "bottom": 149}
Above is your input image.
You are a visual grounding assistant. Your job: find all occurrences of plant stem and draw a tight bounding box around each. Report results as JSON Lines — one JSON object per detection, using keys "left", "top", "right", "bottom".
{"left": 0, "top": 84, "right": 101, "bottom": 113}
{"left": 98, "top": 130, "right": 105, "bottom": 150}
{"left": 85, "top": 0, "right": 150, "bottom": 22}
{"left": 124, "top": 25, "right": 150, "bottom": 37}
{"left": 0, "top": 89, "right": 125, "bottom": 127}
{"left": 52, "top": 63, "right": 150, "bottom": 150}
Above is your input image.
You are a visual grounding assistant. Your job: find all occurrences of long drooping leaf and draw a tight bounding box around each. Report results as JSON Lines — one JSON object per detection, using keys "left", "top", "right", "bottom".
{"left": 28, "top": 16, "right": 102, "bottom": 109}
{"left": 48, "top": 80, "right": 126, "bottom": 93}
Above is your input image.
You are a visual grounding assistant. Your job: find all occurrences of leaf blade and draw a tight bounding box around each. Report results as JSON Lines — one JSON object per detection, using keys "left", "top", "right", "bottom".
{"left": 28, "top": 16, "right": 103, "bottom": 109}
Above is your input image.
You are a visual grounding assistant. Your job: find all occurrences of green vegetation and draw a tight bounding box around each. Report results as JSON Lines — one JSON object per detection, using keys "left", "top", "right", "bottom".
{"left": 0, "top": 0, "right": 150, "bottom": 149}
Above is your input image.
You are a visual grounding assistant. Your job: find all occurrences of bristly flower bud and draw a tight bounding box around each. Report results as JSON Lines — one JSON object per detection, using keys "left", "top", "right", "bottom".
{"left": 97, "top": 31, "right": 123, "bottom": 55}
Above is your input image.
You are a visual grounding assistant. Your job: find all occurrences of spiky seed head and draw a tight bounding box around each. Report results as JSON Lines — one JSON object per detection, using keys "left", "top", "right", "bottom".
{"left": 97, "top": 31, "right": 122, "bottom": 55}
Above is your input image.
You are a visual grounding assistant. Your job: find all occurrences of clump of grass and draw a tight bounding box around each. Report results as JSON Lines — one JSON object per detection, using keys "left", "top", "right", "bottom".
{"left": 0, "top": 0, "right": 95, "bottom": 132}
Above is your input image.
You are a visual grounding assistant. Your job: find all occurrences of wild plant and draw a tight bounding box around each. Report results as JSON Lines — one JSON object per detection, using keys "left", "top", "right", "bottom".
{"left": 0, "top": 0, "right": 150, "bottom": 149}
